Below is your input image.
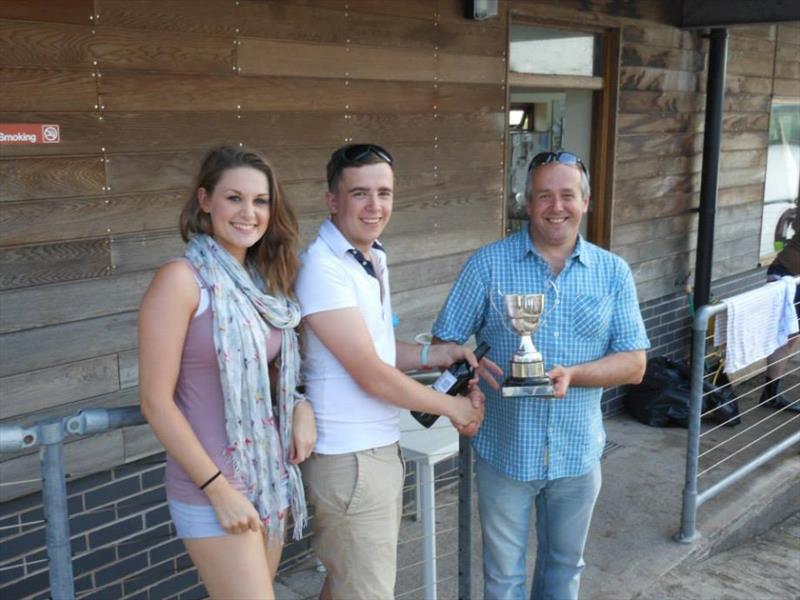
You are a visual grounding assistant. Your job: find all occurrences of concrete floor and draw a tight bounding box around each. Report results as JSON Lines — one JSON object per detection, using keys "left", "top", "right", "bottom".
{"left": 277, "top": 361, "right": 800, "bottom": 600}
{"left": 638, "top": 512, "right": 800, "bottom": 600}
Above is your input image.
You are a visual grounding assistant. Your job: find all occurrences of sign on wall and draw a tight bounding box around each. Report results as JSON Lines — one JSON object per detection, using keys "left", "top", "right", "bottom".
{"left": 0, "top": 123, "right": 61, "bottom": 145}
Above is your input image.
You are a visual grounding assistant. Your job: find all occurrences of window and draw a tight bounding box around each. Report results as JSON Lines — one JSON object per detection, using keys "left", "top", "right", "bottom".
{"left": 759, "top": 101, "right": 800, "bottom": 259}
{"left": 509, "top": 26, "right": 602, "bottom": 77}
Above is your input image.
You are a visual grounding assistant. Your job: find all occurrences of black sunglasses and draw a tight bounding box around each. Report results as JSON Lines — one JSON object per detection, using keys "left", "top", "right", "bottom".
{"left": 335, "top": 144, "right": 394, "bottom": 165}
{"left": 528, "top": 151, "right": 587, "bottom": 174}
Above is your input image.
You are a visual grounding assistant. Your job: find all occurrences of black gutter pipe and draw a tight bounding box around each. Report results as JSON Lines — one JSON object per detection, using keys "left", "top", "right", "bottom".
{"left": 693, "top": 28, "right": 728, "bottom": 311}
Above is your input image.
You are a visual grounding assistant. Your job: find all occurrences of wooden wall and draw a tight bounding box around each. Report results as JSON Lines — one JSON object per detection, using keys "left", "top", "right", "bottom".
{"left": 615, "top": 22, "right": 799, "bottom": 301}
{"left": 0, "top": 0, "right": 506, "bottom": 500}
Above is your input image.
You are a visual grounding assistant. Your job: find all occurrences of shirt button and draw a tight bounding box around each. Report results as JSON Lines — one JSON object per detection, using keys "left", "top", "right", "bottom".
{"left": 553, "top": 331, "right": 560, "bottom": 337}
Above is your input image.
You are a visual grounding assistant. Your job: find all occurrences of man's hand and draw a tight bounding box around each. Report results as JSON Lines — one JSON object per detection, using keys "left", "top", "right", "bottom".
{"left": 476, "top": 356, "right": 503, "bottom": 390}
{"left": 547, "top": 365, "right": 573, "bottom": 398}
{"left": 428, "top": 342, "right": 503, "bottom": 390}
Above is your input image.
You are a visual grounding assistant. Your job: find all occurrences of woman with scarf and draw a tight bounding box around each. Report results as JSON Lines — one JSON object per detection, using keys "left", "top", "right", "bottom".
{"left": 139, "top": 146, "right": 314, "bottom": 599}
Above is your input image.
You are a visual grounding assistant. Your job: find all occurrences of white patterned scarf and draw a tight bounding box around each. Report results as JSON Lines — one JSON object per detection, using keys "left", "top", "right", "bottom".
{"left": 185, "top": 234, "right": 307, "bottom": 540}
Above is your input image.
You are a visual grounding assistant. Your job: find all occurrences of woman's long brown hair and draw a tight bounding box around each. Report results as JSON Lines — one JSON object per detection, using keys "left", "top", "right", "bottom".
{"left": 179, "top": 146, "right": 300, "bottom": 297}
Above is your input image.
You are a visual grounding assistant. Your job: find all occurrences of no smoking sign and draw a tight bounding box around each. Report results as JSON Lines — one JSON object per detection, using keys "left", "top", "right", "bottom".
{"left": 0, "top": 123, "right": 61, "bottom": 144}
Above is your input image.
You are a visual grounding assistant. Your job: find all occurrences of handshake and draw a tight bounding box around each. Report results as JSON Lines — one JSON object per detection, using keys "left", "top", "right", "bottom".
{"left": 411, "top": 341, "right": 503, "bottom": 437}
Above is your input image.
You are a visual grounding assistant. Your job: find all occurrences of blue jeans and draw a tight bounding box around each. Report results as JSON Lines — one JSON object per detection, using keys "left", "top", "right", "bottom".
{"left": 476, "top": 456, "right": 602, "bottom": 600}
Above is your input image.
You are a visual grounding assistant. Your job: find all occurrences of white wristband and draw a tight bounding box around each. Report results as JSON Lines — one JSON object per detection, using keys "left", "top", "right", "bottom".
{"left": 420, "top": 342, "right": 431, "bottom": 367}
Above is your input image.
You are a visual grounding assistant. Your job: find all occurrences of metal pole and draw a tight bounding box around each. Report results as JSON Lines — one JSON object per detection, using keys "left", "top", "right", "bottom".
{"left": 675, "top": 305, "right": 712, "bottom": 543}
{"left": 38, "top": 419, "right": 75, "bottom": 600}
{"left": 65, "top": 406, "right": 145, "bottom": 436}
{"left": 457, "top": 436, "right": 473, "bottom": 599}
{"left": 693, "top": 27, "right": 728, "bottom": 311}
{"left": 419, "top": 459, "right": 437, "bottom": 600}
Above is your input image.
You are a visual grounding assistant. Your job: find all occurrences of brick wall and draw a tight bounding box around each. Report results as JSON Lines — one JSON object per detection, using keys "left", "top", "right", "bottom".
{"left": 0, "top": 459, "right": 204, "bottom": 599}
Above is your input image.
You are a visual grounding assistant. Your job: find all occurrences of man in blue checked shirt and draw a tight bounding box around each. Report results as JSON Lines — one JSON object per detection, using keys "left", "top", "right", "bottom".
{"left": 433, "top": 151, "right": 649, "bottom": 600}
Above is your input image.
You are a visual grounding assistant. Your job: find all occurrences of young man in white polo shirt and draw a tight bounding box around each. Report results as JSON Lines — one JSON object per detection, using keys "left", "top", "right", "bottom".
{"left": 295, "top": 144, "right": 486, "bottom": 600}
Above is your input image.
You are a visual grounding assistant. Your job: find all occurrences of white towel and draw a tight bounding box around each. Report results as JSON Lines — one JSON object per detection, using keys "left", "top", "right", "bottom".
{"left": 714, "top": 276, "right": 798, "bottom": 373}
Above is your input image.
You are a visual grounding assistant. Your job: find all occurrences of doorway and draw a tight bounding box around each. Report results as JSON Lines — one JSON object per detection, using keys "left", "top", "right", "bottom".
{"left": 505, "top": 23, "right": 619, "bottom": 247}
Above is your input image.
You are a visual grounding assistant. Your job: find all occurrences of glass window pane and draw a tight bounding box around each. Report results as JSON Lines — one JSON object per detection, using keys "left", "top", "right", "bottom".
{"left": 506, "top": 89, "right": 592, "bottom": 237}
{"left": 759, "top": 101, "right": 800, "bottom": 258}
{"left": 509, "top": 25, "right": 601, "bottom": 77}
{"left": 509, "top": 109, "right": 525, "bottom": 127}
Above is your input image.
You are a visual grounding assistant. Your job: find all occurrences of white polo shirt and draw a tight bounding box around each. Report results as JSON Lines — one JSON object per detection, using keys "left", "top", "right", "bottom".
{"left": 295, "top": 218, "right": 399, "bottom": 454}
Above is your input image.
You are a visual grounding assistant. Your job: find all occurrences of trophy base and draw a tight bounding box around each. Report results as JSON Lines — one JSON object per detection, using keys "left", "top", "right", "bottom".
{"left": 501, "top": 376, "right": 555, "bottom": 398}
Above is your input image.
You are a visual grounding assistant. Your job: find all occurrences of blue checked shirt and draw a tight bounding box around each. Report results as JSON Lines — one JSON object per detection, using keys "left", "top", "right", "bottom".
{"left": 432, "top": 230, "right": 650, "bottom": 481}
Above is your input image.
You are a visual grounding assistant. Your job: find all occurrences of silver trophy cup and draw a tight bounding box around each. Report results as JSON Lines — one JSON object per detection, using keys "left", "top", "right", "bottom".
{"left": 501, "top": 294, "right": 555, "bottom": 398}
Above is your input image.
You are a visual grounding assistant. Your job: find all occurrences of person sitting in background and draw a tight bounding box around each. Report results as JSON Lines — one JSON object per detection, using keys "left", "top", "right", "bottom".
{"left": 762, "top": 217, "right": 800, "bottom": 412}
{"left": 139, "top": 146, "right": 315, "bottom": 599}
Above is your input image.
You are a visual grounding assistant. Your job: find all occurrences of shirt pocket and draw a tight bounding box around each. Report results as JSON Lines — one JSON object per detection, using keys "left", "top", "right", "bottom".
{"left": 572, "top": 294, "right": 614, "bottom": 339}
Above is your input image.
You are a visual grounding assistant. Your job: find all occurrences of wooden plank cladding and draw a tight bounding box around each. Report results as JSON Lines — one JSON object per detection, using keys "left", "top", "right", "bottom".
{"left": 0, "top": 155, "right": 106, "bottom": 201}
{"left": 0, "top": 0, "right": 93, "bottom": 26}
{"left": 0, "top": 191, "right": 185, "bottom": 246}
{"left": 238, "top": 38, "right": 505, "bottom": 84}
{"left": 97, "top": 72, "right": 503, "bottom": 114}
{"left": 774, "top": 23, "right": 800, "bottom": 99}
{"left": 0, "top": 238, "right": 111, "bottom": 290}
{"left": 612, "top": 23, "right": 777, "bottom": 301}
{"left": 0, "top": 20, "right": 233, "bottom": 73}
{"left": 0, "top": 0, "right": 507, "bottom": 496}
{"left": 0, "top": 354, "right": 119, "bottom": 420}
{"left": 0, "top": 67, "right": 97, "bottom": 112}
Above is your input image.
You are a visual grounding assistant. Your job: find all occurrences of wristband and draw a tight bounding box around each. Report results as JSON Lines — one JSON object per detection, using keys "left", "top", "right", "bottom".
{"left": 200, "top": 470, "right": 222, "bottom": 491}
{"left": 420, "top": 342, "right": 431, "bottom": 368}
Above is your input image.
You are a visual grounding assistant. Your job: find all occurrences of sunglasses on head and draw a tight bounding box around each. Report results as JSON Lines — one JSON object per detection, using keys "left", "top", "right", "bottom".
{"left": 528, "top": 151, "right": 587, "bottom": 174}
{"left": 335, "top": 144, "right": 394, "bottom": 165}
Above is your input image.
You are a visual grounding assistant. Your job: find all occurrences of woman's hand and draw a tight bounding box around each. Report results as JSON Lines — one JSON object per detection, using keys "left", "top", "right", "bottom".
{"left": 204, "top": 476, "right": 263, "bottom": 534}
{"left": 289, "top": 400, "right": 316, "bottom": 465}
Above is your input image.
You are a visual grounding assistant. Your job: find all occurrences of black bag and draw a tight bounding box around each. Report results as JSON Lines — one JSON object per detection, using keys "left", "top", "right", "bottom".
{"left": 624, "top": 357, "right": 740, "bottom": 428}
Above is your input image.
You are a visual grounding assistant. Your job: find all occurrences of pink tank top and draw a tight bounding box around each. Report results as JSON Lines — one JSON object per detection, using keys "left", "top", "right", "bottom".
{"left": 164, "top": 263, "right": 283, "bottom": 505}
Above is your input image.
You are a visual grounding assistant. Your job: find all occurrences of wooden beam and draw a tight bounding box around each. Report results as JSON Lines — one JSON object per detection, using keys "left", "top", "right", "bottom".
{"left": 681, "top": 0, "right": 800, "bottom": 28}
{"left": 508, "top": 71, "right": 604, "bottom": 90}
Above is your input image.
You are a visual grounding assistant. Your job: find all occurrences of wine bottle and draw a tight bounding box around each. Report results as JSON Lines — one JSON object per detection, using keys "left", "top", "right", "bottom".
{"left": 411, "top": 342, "right": 491, "bottom": 428}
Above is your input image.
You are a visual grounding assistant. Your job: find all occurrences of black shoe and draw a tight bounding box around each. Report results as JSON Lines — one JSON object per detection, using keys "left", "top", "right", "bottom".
{"left": 765, "top": 394, "right": 800, "bottom": 412}
{"left": 761, "top": 379, "right": 800, "bottom": 412}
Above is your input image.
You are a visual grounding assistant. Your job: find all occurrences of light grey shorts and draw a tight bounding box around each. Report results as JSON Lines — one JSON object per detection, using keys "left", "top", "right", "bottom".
{"left": 168, "top": 499, "right": 227, "bottom": 539}
{"left": 168, "top": 479, "right": 289, "bottom": 539}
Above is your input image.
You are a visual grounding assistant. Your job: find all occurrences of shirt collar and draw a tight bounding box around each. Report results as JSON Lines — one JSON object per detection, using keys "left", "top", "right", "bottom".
{"left": 519, "top": 226, "right": 591, "bottom": 267}
{"left": 318, "top": 218, "right": 384, "bottom": 256}
{"left": 318, "top": 218, "right": 385, "bottom": 278}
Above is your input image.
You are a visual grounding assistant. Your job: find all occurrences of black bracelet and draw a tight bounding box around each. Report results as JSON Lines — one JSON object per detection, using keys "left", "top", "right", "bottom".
{"left": 199, "top": 470, "right": 222, "bottom": 490}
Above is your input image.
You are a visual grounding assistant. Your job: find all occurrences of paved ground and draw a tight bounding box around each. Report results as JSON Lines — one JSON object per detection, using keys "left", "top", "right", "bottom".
{"left": 638, "top": 513, "right": 800, "bottom": 600}
{"left": 277, "top": 358, "right": 800, "bottom": 600}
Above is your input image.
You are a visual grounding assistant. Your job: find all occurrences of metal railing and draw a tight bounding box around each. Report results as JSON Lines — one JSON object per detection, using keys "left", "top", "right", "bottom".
{"left": 0, "top": 407, "right": 146, "bottom": 600}
{"left": 676, "top": 275, "right": 800, "bottom": 543}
